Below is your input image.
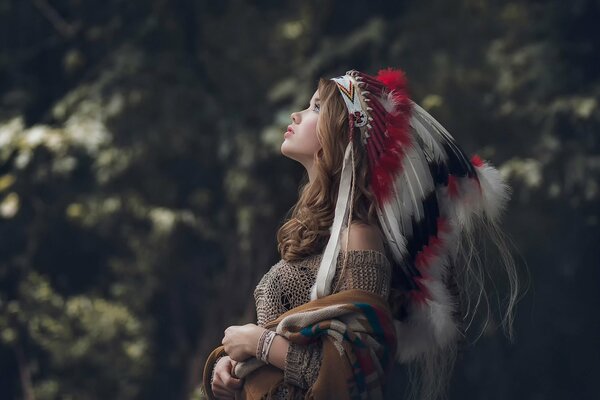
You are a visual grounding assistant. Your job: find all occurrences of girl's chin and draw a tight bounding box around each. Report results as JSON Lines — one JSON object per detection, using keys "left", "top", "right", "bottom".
{"left": 281, "top": 141, "right": 294, "bottom": 151}
{"left": 280, "top": 146, "right": 300, "bottom": 161}
{"left": 280, "top": 148, "right": 293, "bottom": 158}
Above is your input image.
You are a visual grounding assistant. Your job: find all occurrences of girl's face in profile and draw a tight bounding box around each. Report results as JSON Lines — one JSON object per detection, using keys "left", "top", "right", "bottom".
{"left": 281, "top": 89, "right": 322, "bottom": 167}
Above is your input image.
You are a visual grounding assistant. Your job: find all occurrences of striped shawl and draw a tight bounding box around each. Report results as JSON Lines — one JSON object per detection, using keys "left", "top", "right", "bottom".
{"left": 203, "top": 289, "right": 397, "bottom": 399}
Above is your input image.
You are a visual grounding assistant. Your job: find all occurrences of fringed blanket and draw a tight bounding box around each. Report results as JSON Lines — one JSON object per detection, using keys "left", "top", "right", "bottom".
{"left": 203, "top": 289, "right": 397, "bottom": 400}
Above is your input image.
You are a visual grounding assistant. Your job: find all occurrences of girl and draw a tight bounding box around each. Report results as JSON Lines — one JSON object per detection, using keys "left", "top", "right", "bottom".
{"left": 203, "top": 68, "right": 519, "bottom": 400}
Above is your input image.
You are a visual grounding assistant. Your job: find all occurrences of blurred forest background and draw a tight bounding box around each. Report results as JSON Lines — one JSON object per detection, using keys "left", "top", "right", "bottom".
{"left": 0, "top": 0, "right": 598, "bottom": 399}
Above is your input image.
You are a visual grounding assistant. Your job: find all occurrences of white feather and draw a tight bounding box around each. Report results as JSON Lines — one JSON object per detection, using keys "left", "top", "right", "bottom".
{"left": 411, "top": 101, "right": 458, "bottom": 144}
{"left": 381, "top": 200, "right": 408, "bottom": 262}
{"left": 393, "top": 279, "right": 460, "bottom": 363}
{"left": 375, "top": 203, "right": 407, "bottom": 261}
{"left": 394, "top": 314, "right": 437, "bottom": 362}
{"left": 390, "top": 175, "right": 413, "bottom": 235}
{"left": 405, "top": 143, "right": 435, "bottom": 193}
{"left": 398, "top": 146, "right": 428, "bottom": 224}
{"left": 392, "top": 176, "right": 415, "bottom": 235}
{"left": 422, "top": 280, "right": 460, "bottom": 346}
{"left": 409, "top": 114, "right": 448, "bottom": 163}
{"left": 474, "top": 162, "right": 511, "bottom": 222}
{"left": 453, "top": 180, "right": 477, "bottom": 230}
{"left": 380, "top": 91, "right": 398, "bottom": 114}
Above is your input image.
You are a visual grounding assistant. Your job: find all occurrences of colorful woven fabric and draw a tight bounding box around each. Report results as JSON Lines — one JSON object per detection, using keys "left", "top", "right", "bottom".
{"left": 203, "top": 289, "right": 397, "bottom": 400}
{"left": 275, "top": 298, "right": 397, "bottom": 398}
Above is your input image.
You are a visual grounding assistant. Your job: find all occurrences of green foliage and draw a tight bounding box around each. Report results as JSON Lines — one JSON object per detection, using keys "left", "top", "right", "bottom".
{"left": 1, "top": 271, "right": 147, "bottom": 399}
{"left": 0, "top": 0, "right": 598, "bottom": 399}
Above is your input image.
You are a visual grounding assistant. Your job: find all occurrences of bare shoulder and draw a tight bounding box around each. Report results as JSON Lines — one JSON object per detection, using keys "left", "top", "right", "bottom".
{"left": 339, "top": 222, "right": 385, "bottom": 253}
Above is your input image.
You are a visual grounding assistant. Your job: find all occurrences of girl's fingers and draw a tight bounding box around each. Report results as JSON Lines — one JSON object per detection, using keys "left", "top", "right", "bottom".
{"left": 212, "top": 378, "right": 236, "bottom": 396}
{"left": 230, "top": 361, "right": 238, "bottom": 377}
{"left": 212, "top": 359, "right": 243, "bottom": 396}
{"left": 223, "top": 374, "right": 243, "bottom": 389}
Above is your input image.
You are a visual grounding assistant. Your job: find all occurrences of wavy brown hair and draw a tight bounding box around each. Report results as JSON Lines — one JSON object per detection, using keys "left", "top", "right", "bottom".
{"left": 277, "top": 78, "right": 380, "bottom": 261}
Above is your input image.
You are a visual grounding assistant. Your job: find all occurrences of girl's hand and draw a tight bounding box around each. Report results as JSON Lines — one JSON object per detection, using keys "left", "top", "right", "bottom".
{"left": 211, "top": 355, "right": 243, "bottom": 399}
{"left": 221, "top": 323, "right": 265, "bottom": 362}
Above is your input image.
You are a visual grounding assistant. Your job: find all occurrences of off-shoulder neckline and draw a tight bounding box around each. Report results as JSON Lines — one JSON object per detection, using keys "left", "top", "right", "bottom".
{"left": 338, "top": 249, "right": 390, "bottom": 262}
{"left": 278, "top": 249, "right": 391, "bottom": 267}
{"left": 305, "top": 248, "right": 390, "bottom": 264}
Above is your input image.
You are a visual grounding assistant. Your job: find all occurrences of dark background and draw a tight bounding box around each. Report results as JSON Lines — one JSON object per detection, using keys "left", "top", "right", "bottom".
{"left": 0, "top": 0, "right": 598, "bottom": 399}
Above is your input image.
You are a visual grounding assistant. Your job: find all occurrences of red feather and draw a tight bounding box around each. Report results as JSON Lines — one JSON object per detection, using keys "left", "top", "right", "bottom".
{"left": 471, "top": 154, "right": 484, "bottom": 167}
{"left": 376, "top": 67, "right": 408, "bottom": 92}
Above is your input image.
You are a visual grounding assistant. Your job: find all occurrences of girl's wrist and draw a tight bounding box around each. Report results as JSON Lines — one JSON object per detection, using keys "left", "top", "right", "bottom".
{"left": 247, "top": 326, "right": 267, "bottom": 357}
{"left": 256, "top": 330, "right": 278, "bottom": 363}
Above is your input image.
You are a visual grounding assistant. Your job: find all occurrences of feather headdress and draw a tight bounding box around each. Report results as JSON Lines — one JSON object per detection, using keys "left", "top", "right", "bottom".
{"left": 309, "top": 68, "right": 511, "bottom": 362}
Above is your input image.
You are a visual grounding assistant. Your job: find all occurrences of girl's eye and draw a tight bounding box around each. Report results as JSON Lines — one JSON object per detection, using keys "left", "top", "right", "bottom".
{"left": 312, "top": 104, "right": 320, "bottom": 112}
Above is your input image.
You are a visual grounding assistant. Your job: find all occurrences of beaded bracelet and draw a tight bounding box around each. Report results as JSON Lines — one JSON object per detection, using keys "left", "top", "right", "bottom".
{"left": 255, "top": 329, "right": 278, "bottom": 364}
{"left": 262, "top": 330, "right": 278, "bottom": 363}
{"left": 255, "top": 329, "right": 270, "bottom": 360}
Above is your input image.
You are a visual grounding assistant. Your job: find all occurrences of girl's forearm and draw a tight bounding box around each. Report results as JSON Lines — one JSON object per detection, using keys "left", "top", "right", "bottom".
{"left": 248, "top": 326, "right": 290, "bottom": 370}
{"left": 266, "top": 334, "right": 290, "bottom": 370}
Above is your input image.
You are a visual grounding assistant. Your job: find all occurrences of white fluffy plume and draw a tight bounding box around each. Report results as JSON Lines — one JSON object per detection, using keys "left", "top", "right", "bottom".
{"left": 474, "top": 161, "right": 511, "bottom": 222}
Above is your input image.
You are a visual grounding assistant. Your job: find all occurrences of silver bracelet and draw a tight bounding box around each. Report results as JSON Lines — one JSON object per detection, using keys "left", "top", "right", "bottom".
{"left": 255, "top": 329, "right": 270, "bottom": 360}
{"left": 259, "top": 330, "right": 278, "bottom": 364}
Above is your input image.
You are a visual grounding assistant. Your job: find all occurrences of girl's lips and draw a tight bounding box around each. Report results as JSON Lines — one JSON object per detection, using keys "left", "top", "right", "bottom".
{"left": 285, "top": 125, "right": 294, "bottom": 137}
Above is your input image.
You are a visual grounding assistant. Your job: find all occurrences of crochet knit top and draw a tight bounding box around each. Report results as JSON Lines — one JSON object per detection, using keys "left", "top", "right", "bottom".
{"left": 253, "top": 249, "right": 392, "bottom": 396}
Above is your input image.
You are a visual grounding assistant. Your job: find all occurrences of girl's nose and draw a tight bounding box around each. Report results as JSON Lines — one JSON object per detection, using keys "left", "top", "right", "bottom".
{"left": 290, "top": 111, "right": 299, "bottom": 124}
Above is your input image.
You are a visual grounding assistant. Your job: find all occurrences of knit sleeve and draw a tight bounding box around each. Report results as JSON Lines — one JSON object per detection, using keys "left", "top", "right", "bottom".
{"left": 283, "top": 339, "right": 323, "bottom": 389}
{"left": 331, "top": 249, "right": 392, "bottom": 298}
{"left": 282, "top": 250, "right": 391, "bottom": 389}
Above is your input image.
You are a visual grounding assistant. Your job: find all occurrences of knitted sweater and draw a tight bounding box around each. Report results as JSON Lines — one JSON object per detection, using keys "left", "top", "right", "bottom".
{"left": 253, "top": 249, "right": 391, "bottom": 397}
